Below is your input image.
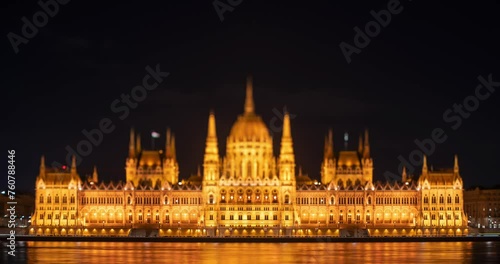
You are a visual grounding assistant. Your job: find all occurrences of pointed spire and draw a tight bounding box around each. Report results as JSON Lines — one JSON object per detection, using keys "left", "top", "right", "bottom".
{"left": 282, "top": 109, "right": 291, "bottom": 139}
{"left": 402, "top": 166, "right": 407, "bottom": 182}
{"left": 324, "top": 128, "right": 334, "bottom": 159}
{"left": 280, "top": 110, "right": 294, "bottom": 159}
{"left": 244, "top": 74, "right": 255, "bottom": 114}
{"left": 454, "top": 155, "right": 459, "bottom": 174}
{"left": 362, "top": 129, "right": 370, "bottom": 159}
{"left": 207, "top": 110, "right": 217, "bottom": 139}
{"left": 71, "top": 155, "right": 77, "bottom": 174}
{"left": 129, "top": 127, "right": 136, "bottom": 158}
{"left": 136, "top": 134, "right": 141, "bottom": 153}
{"left": 39, "top": 155, "right": 46, "bottom": 177}
{"left": 358, "top": 133, "right": 363, "bottom": 155}
{"left": 92, "top": 166, "right": 98, "bottom": 183}
{"left": 165, "top": 128, "right": 172, "bottom": 158}
{"left": 204, "top": 111, "right": 219, "bottom": 162}
{"left": 422, "top": 155, "right": 428, "bottom": 174}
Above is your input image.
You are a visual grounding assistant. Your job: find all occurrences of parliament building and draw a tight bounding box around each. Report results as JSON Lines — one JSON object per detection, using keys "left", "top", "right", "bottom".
{"left": 30, "top": 77, "right": 468, "bottom": 237}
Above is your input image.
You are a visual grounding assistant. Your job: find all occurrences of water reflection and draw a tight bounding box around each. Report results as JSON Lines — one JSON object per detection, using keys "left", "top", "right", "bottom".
{"left": 3, "top": 241, "right": 499, "bottom": 263}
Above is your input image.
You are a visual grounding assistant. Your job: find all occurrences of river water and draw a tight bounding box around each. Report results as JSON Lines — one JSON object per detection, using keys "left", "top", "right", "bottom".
{"left": 3, "top": 241, "right": 499, "bottom": 263}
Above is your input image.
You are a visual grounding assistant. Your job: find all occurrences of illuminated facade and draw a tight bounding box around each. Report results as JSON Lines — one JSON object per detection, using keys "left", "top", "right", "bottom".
{"left": 30, "top": 76, "right": 468, "bottom": 237}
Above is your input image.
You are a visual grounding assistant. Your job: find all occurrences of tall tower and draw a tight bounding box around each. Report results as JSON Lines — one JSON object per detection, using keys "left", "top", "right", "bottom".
{"left": 125, "top": 128, "right": 138, "bottom": 183}
{"left": 361, "top": 129, "right": 373, "bottom": 183}
{"left": 203, "top": 111, "right": 220, "bottom": 185}
{"left": 321, "top": 129, "right": 335, "bottom": 184}
{"left": 278, "top": 109, "right": 295, "bottom": 184}
{"left": 163, "top": 128, "right": 179, "bottom": 184}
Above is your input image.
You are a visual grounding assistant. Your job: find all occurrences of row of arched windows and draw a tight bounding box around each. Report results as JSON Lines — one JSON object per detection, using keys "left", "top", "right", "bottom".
{"left": 39, "top": 194, "right": 75, "bottom": 204}
{"left": 423, "top": 194, "right": 460, "bottom": 204}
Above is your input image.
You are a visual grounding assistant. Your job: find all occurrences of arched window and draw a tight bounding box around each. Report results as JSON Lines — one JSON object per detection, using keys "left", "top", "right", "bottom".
{"left": 330, "top": 196, "right": 334, "bottom": 205}
{"left": 455, "top": 195, "right": 460, "bottom": 204}
{"left": 424, "top": 195, "right": 429, "bottom": 204}
{"left": 47, "top": 195, "right": 52, "bottom": 203}
{"left": 164, "top": 196, "right": 168, "bottom": 205}
{"left": 127, "top": 196, "right": 132, "bottom": 205}
{"left": 431, "top": 195, "right": 436, "bottom": 204}
{"left": 367, "top": 197, "right": 372, "bottom": 205}
{"left": 209, "top": 194, "right": 214, "bottom": 204}
{"left": 39, "top": 195, "right": 44, "bottom": 204}
{"left": 70, "top": 195, "right": 75, "bottom": 203}
{"left": 62, "top": 195, "right": 67, "bottom": 203}
{"left": 439, "top": 195, "right": 444, "bottom": 204}
{"left": 447, "top": 195, "right": 452, "bottom": 204}
{"left": 55, "top": 195, "right": 59, "bottom": 203}
{"left": 285, "top": 195, "right": 290, "bottom": 204}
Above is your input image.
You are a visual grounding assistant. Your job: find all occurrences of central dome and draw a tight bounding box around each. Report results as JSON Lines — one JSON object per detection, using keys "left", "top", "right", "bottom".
{"left": 228, "top": 76, "right": 271, "bottom": 141}
{"left": 229, "top": 113, "right": 270, "bottom": 140}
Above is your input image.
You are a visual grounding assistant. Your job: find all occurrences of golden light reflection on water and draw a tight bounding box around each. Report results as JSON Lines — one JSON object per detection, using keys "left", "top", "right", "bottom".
{"left": 5, "top": 241, "right": 499, "bottom": 263}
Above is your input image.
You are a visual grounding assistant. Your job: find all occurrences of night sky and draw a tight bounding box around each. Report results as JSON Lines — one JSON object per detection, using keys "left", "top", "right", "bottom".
{"left": 2, "top": 0, "right": 500, "bottom": 192}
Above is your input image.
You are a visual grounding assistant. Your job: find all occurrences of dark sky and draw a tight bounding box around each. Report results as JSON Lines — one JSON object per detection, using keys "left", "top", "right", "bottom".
{"left": 2, "top": 0, "right": 500, "bottom": 192}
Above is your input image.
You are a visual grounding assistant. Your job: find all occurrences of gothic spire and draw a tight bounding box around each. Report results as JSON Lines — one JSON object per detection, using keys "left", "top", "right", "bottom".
{"left": 362, "top": 129, "right": 370, "bottom": 159}
{"left": 244, "top": 74, "right": 254, "bottom": 114}
{"left": 166, "top": 127, "right": 172, "bottom": 158}
{"left": 280, "top": 110, "right": 294, "bottom": 159}
{"left": 324, "top": 128, "right": 334, "bottom": 159}
{"left": 422, "top": 155, "right": 428, "bottom": 174}
{"left": 129, "top": 127, "right": 135, "bottom": 158}
{"left": 92, "top": 166, "right": 98, "bottom": 183}
{"left": 204, "top": 111, "right": 219, "bottom": 162}
{"left": 39, "top": 155, "right": 46, "bottom": 178}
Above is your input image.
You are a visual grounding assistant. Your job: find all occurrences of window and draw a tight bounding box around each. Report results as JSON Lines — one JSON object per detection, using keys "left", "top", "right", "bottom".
{"left": 431, "top": 214, "right": 436, "bottom": 220}
{"left": 209, "top": 215, "right": 213, "bottom": 220}
{"left": 424, "top": 196, "right": 428, "bottom": 204}
{"left": 209, "top": 194, "right": 214, "bottom": 204}
{"left": 40, "top": 214, "right": 44, "bottom": 219}
{"left": 285, "top": 195, "right": 290, "bottom": 204}
{"left": 71, "top": 214, "right": 75, "bottom": 220}
{"left": 47, "top": 214, "right": 52, "bottom": 220}
{"left": 439, "top": 195, "right": 444, "bottom": 204}
{"left": 455, "top": 195, "right": 460, "bottom": 203}
{"left": 39, "top": 195, "right": 44, "bottom": 204}
{"left": 273, "top": 215, "right": 278, "bottom": 220}
{"left": 62, "top": 195, "right": 67, "bottom": 203}
{"left": 55, "top": 195, "right": 59, "bottom": 203}
{"left": 47, "top": 196, "right": 52, "bottom": 203}
{"left": 285, "top": 215, "right": 289, "bottom": 221}
{"left": 432, "top": 196, "right": 436, "bottom": 204}
{"left": 221, "top": 215, "right": 225, "bottom": 220}
{"left": 447, "top": 195, "right": 452, "bottom": 203}
{"left": 238, "top": 215, "right": 243, "bottom": 220}
{"left": 264, "top": 215, "right": 269, "bottom": 220}
{"left": 70, "top": 195, "right": 75, "bottom": 203}
{"left": 55, "top": 214, "right": 60, "bottom": 220}
{"left": 247, "top": 215, "right": 251, "bottom": 220}
{"left": 256, "top": 215, "right": 260, "bottom": 220}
